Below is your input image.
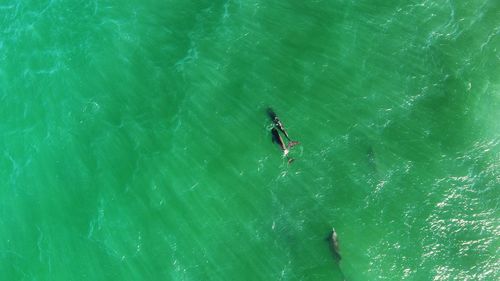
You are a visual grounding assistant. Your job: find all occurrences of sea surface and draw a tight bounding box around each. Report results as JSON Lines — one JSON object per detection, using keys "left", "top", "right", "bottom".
{"left": 1, "top": 0, "right": 499, "bottom": 280}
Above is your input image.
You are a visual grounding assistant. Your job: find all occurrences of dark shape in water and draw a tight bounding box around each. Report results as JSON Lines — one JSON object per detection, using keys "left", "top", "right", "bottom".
{"left": 367, "top": 146, "right": 377, "bottom": 173}
{"left": 267, "top": 107, "right": 291, "bottom": 141}
{"left": 327, "top": 227, "right": 342, "bottom": 262}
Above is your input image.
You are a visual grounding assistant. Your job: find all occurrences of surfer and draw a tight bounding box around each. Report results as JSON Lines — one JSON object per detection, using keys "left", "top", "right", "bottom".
{"left": 271, "top": 125, "right": 300, "bottom": 156}
{"left": 267, "top": 107, "right": 300, "bottom": 163}
{"left": 267, "top": 108, "right": 291, "bottom": 140}
{"left": 271, "top": 127, "right": 290, "bottom": 156}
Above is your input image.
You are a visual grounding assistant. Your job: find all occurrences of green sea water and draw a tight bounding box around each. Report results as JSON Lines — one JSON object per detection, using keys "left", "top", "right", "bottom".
{"left": 1, "top": 0, "right": 499, "bottom": 280}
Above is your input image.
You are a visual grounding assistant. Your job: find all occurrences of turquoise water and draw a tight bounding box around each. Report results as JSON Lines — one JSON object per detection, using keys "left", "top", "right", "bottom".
{"left": 1, "top": 0, "right": 499, "bottom": 280}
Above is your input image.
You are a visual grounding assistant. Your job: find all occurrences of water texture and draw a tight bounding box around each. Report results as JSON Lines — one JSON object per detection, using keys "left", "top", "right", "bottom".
{"left": 1, "top": 0, "right": 499, "bottom": 280}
